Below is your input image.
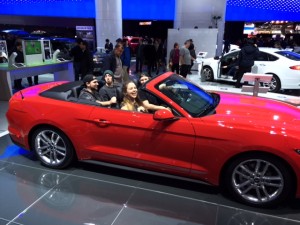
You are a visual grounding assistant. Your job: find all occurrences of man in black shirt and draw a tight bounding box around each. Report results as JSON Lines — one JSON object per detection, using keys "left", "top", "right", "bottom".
{"left": 99, "top": 70, "right": 122, "bottom": 108}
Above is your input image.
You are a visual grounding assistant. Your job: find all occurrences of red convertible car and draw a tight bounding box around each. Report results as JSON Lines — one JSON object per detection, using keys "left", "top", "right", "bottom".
{"left": 6, "top": 72, "right": 300, "bottom": 207}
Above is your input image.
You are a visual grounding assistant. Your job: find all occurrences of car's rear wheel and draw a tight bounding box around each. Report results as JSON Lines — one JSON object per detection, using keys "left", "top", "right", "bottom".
{"left": 31, "top": 127, "right": 75, "bottom": 169}
{"left": 202, "top": 66, "right": 214, "bottom": 81}
{"left": 262, "top": 74, "right": 281, "bottom": 93}
{"left": 223, "top": 154, "right": 293, "bottom": 207}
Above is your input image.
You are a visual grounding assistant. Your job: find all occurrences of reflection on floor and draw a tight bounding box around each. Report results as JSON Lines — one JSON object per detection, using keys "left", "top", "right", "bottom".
{"left": 1, "top": 68, "right": 300, "bottom": 225}
{"left": 0, "top": 134, "right": 300, "bottom": 225}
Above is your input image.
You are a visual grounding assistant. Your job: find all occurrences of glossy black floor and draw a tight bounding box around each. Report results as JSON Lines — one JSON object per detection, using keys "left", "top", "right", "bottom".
{"left": 1, "top": 134, "right": 300, "bottom": 225}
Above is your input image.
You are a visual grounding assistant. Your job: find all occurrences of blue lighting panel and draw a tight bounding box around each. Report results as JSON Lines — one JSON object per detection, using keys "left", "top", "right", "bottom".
{"left": 226, "top": 0, "right": 300, "bottom": 21}
{"left": 0, "top": 0, "right": 95, "bottom": 18}
{"left": 122, "top": 0, "right": 175, "bottom": 20}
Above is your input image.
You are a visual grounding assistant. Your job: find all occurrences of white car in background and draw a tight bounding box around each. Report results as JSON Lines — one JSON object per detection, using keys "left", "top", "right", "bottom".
{"left": 201, "top": 47, "right": 300, "bottom": 92}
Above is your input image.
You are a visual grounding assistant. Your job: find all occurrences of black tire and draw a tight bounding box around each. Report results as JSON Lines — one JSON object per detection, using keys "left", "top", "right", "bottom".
{"left": 223, "top": 154, "right": 293, "bottom": 207}
{"left": 31, "top": 127, "right": 75, "bottom": 169}
{"left": 262, "top": 74, "right": 281, "bottom": 93}
{"left": 202, "top": 66, "right": 214, "bottom": 81}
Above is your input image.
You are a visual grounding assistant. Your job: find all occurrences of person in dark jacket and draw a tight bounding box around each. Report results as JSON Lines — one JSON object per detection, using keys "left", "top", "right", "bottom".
{"left": 79, "top": 41, "right": 94, "bottom": 80}
{"left": 234, "top": 39, "right": 259, "bottom": 88}
{"left": 79, "top": 74, "right": 116, "bottom": 106}
{"left": 70, "top": 38, "right": 83, "bottom": 81}
{"left": 103, "top": 43, "right": 124, "bottom": 86}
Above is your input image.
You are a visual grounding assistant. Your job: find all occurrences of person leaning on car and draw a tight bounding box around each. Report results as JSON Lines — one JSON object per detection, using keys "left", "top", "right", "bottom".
{"left": 79, "top": 74, "right": 117, "bottom": 107}
{"left": 234, "top": 38, "right": 259, "bottom": 88}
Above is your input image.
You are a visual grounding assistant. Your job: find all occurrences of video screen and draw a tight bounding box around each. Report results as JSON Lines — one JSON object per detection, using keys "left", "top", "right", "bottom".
{"left": 24, "top": 40, "right": 42, "bottom": 55}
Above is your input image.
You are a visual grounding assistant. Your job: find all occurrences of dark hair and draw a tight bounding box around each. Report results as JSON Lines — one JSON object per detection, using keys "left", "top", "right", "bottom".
{"left": 114, "top": 43, "right": 123, "bottom": 49}
{"left": 173, "top": 42, "right": 179, "bottom": 48}
{"left": 184, "top": 40, "right": 190, "bottom": 45}
{"left": 105, "top": 39, "right": 109, "bottom": 42}
{"left": 121, "top": 80, "right": 143, "bottom": 110}
{"left": 15, "top": 41, "right": 22, "bottom": 47}
{"left": 76, "top": 38, "right": 83, "bottom": 44}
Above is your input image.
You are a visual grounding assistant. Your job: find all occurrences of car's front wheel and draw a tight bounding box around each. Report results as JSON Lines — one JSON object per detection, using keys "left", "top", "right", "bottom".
{"left": 223, "top": 154, "right": 294, "bottom": 207}
{"left": 202, "top": 66, "right": 214, "bottom": 81}
{"left": 31, "top": 127, "right": 75, "bottom": 169}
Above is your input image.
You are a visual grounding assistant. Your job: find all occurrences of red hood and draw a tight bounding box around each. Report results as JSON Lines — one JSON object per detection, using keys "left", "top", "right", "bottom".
{"left": 214, "top": 91, "right": 300, "bottom": 132}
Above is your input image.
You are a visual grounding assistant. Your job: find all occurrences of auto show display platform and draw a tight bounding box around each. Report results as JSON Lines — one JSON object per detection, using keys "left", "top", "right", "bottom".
{"left": 1, "top": 71, "right": 300, "bottom": 225}
{"left": 0, "top": 134, "right": 300, "bottom": 225}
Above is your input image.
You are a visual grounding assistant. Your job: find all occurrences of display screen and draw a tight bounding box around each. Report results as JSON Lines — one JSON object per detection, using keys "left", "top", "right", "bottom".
{"left": 0, "top": 0, "right": 299, "bottom": 21}
{"left": 122, "top": 0, "right": 175, "bottom": 20}
{"left": 0, "top": 0, "right": 95, "bottom": 18}
{"left": 226, "top": 0, "right": 300, "bottom": 21}
{"left": 24, "top": 41, "right": 42, "bottom": 55}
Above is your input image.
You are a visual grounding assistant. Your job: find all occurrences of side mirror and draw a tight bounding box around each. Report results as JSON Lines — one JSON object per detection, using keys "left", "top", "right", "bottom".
{"left": 153, "top": 109, "right": 178, "bottom": 121}
{"left": 214, "top": 56, "right": 220, "bottom": 60}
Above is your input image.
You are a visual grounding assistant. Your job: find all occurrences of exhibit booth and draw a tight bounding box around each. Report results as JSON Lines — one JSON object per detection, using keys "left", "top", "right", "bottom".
{"left": 0, "top": 39, "right": 74, "bottom": 101}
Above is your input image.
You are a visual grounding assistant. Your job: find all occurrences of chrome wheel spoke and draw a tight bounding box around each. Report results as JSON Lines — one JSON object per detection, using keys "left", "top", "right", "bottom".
{"left": 41, "top": 132, "right": 51, "bottom": 144}
{"left": 232, "top": 158, "right": 284, "bottom": 204}
{"left": 36, "top": 130, "right": 67, "bottom": 165}
{"left": 241, "top": 185, "right": 253, "bottom": 195}
{"left": 236, "top": 180, "right": 251, "bottom": 189}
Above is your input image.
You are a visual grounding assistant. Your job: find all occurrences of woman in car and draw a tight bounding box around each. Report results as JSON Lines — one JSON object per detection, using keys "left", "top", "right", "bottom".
{"left": 121, "top": 80, "right": 146, "bottom": 112}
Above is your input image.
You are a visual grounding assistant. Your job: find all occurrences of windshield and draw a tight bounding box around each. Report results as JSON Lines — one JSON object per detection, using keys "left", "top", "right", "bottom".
{"left": 275, "top": 51, "right": 300, "bottom": 61}
{"left": 156, "top": 75, "right": 219, "bottom": 117}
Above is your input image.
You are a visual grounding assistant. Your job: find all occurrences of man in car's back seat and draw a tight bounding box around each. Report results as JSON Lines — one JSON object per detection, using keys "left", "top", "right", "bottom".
{"left": 79, "top": 74, "right": 117, "bottom": 107}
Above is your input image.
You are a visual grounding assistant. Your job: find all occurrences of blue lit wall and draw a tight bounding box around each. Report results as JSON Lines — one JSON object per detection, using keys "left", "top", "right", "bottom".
{"left": 0, "top": 0, "right": 299, "bottom": 21}
{"left": 225, "top": 0, "right": 300, "bottom": 21}
{"left": 122, "top": 0, "right": 175, "bottom": 20}
{"left": 0, "top": 0, "right": 95, "bottom": 18}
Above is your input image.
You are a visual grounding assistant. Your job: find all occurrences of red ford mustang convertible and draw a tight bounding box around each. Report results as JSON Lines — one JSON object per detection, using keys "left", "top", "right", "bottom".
{"left": 6, "top": 72, "right": 300, "bottom": 207}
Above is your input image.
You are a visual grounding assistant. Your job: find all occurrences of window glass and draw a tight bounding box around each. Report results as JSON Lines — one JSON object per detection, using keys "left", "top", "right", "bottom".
{"left": 155, "top": 75, "right": 218, "bottom": 117}
{"left": 275, "top": 51, "right": 300, "bottom": 61}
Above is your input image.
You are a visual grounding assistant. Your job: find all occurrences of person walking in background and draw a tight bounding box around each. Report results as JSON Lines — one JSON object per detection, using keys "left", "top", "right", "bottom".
{"left": 27, "top": 75, "right": 38, "bottom": 86}
{"left": 234, "top": 38, "right": 259, "bottom": 88}
{"left": 103, "top": 43, "right": 124, "bottom": 86}
{"left": 169, "top": 42, "right": 180, "bottom": 74}
{"left": 179, "top": 40, "right": 192, "bottom": 78}
{"left": 10, "top": 41, "right": 24, "bottom": 90}
{"left": 188, "top": 39, "right": 196, "bottom": 74}
{"left": 70, "top": 38, "right": 83, "bottom": 81}
{"left": 79, "top": 40, "right": 93, "bottom": 80}
{"left": 105, "top": 39, "right": 113, "bottom": 54}
{"left": 135, "top": 38, "right": 144, "bottom": 73}
{"left": 121, "top": 39, "right": 131, "bottom": 81}
{"left": 143, "top": 39, "right": 156, "bottom": 77}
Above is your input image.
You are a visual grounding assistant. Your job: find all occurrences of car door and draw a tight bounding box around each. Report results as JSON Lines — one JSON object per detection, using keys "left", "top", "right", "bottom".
{"left": 138, "top": 115, "right": 195, "bottom": 176}
{"left": 88, "top": 106, "right": 195, "bottom": 175}
{"left": 218, "top": 51, "right": 239, "bottom": 78}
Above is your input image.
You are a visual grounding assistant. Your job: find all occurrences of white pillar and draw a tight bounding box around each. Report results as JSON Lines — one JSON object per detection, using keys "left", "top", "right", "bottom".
{"left": 95, "top": 0, "right": 122, "bottom": 49}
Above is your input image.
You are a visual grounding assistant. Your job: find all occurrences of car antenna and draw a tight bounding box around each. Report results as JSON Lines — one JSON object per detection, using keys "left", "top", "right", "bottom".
{"left": 19, "top": 89, "right": 24, "bottom": 99}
